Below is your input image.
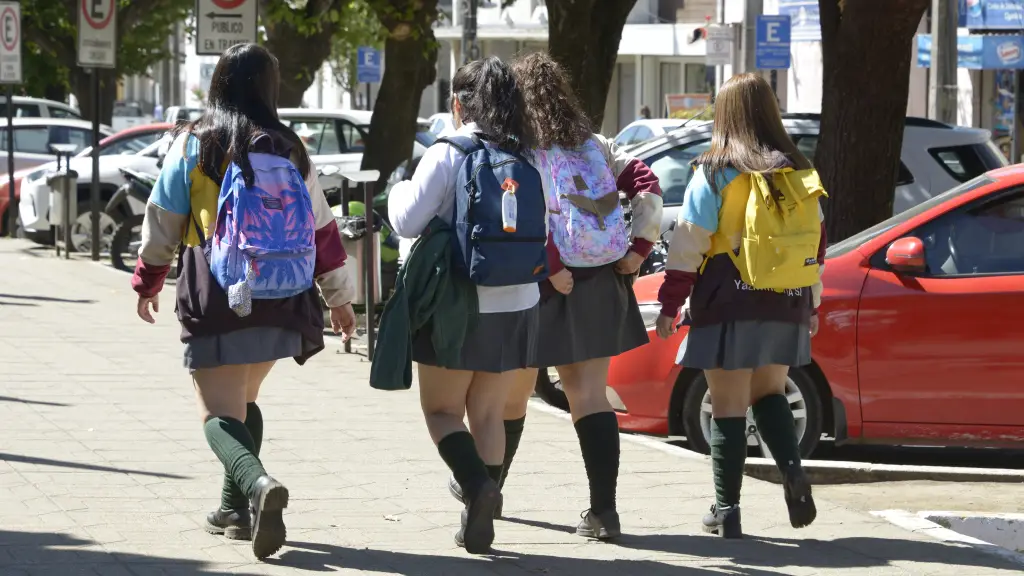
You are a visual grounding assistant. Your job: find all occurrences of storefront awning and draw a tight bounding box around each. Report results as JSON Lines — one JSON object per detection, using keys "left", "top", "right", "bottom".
{"left": 917, "top": 34, "right": 1024, "bottom": 69}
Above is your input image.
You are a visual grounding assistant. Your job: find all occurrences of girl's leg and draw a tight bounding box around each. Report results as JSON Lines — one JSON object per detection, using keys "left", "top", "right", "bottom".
{"left": 212, "top": 361, "right": 275, "bottom": 538}
{"left": 749, "top": 364, "right": 816, "bottom": 528}
{"left": 703, "top": 368, "right": 754, "bottom": 538}
{"left": 558, "top": 357, "right": 621, "bottom": 540}
{"left": 493, "top": 367, "right": 536, "bottom": 489}
{"left": 194, "top": 363, "right": 287, "bottom": 559}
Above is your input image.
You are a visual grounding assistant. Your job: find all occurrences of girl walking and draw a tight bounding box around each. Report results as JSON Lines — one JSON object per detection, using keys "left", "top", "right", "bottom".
{"left": 447, "top": 52, "right": 662, "bottom": 540}
{"left": 387, "top": 57, "right": 543, "bottom": 554}
{"left": 131, "top": 43, "right": 357, "bottom": 560}
{"left": 655, "top": 73, "right": 823, "bottom": 538}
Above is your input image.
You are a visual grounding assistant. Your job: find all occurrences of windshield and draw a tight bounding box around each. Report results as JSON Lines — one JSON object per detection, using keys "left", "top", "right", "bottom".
{"left": 825, "top": 173, "right": 997, "bottom": 258}
{"left": 113, "top": 103, "right": 143, "bottom": 117}
{"left": 415, "top": 129, "right": 437, "bottom": 147}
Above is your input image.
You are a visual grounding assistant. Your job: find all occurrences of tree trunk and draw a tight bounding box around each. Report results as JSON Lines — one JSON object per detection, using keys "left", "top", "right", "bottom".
{"left": 70, "top": 68, "right": 118, "bottom": 125}
{"left": 261, "top": 0, "right": 343, "bottom": 107}
{"left": 547, "top": 0, "right": 637, "bottom": 131}
{"left": 816, "top": 0, "right": 929, "bottom": 242}
{"left": 361, "top": 1, "right": 439, "bottom": 185}
{"left": 43, "top": 84, "right": 68, "bottom": 104}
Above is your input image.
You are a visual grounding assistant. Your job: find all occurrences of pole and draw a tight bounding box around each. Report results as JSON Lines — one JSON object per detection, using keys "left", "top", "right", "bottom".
{"left": 715, "top": 0, "right": 726, "bottom": 92}
{"left": 365, "top": 82, "right": 371, "bottom": 111}
{"left": 62, "top": 157, "right": 70, "bottom": 260}
{"left": 462, "top": 0, "right": 478, "bottom": 64}
{"left": 743, "top": 0, "right": 763, "bottom": 75}
{"left": 1014, "top": 70, "right": 1023, "bottom": 165}
{"left": 90, "top": 70, "right": 101, "bottom": 261}
{"left": 930, "top": 0, "right": 958, "bottom": 124}
{"left": 5, "top": 85, "right": 14, "bottom": 237}
{"left": 363, "top": 181, "right": 376, "bottom": 360}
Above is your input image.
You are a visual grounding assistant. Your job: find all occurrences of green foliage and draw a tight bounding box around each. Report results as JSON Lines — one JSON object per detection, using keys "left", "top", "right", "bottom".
{"left": 326, "top": 2, "right": 386, "bottom": 91}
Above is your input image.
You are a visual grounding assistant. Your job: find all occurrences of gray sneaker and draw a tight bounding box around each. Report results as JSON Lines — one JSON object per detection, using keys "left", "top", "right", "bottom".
{"left": 448, "top": 475, "right": 503, "bottom": 518}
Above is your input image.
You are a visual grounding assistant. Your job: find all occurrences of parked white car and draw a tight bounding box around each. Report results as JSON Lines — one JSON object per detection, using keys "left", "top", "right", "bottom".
{"left": 0, "top": 96, "right": 82, "bottom": 119}
{"left": 625, "top": 114, "right": 1009, "bottom": 233}
{"left": 112, "top": 101, "right": 150, "bottom": 132}
{"left": 614, "top": 118, "right": 686, "bottom": 147}
{"left": 1, "top": 118, "right": 115, "bottom": 172}
{"left": 427, "top": 112, "right": 455, "bottom": 136}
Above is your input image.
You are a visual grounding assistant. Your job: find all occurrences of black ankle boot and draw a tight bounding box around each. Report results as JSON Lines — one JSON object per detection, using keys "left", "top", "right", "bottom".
{"left": 702, "top": 504, "right": 742, "bottom": 539}
{"left": 455, "top": 478, "right": 500, "bottom": 554}
{"left": 448, "top": 474, "right": 503, "bottom": 518}
{"left": 204, "top": 508, "right": 251, "bottom": 540}
{"left": 783, "top": 467, "right": 817, "bottom": 528}
{"left": 250, "top": 476, "right": 289, "bottom": 560}
{"left": 577, "top": 509, "right": 621, "bottom": 540}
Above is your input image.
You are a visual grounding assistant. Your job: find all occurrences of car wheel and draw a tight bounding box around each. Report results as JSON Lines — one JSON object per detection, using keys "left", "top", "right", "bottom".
{"left": 70, "top": 201, "right": 120, "bottom": 254}
{"left": 682, "top": 368, "right": 823, "bottom": 458}
{"left": 534, "top": 367, "right": 569, "bottom": 412}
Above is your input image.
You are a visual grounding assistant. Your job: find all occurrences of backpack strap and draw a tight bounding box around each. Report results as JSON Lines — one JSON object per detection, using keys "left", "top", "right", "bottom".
{"left": 434, "top": 134, "right": 484, "bottom": 155}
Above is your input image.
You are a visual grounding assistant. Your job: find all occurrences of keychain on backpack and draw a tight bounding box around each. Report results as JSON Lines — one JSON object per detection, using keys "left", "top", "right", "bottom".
{"left": 501, "top": 177, "right": 518, "bottom": 233}
{"left": 227, "top": 262, "right": 257, "bottom": 317}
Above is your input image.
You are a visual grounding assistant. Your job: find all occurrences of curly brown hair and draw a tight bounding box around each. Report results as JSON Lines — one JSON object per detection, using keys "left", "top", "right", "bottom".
{"left": 511, "top": 52, "right": 592, "bottom": 150}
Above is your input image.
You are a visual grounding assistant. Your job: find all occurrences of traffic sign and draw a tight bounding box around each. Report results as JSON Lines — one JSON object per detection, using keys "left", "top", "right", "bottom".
{"left": 0, "top": 2, "right": 21, "bottom": 84}
{"left": 705, "top": 25, "right": 733, "bottom": 67}
{"left": 196, "top": 0, "right": 258, "bottom": 56}
{"left": 357, "top": 46, "right": 382, "bottom": 83}
{"left": 756, "top": 15, "right": 792, "bottom": 70}
{"left": 77, "top": 0, "right": 116, "bottom": 68}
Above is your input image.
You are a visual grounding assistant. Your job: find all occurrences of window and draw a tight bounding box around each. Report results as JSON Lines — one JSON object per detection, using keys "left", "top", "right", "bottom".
{"left": 101, "top": 131, "right": 162, "bottom": 156}
{"left": 281, "top": 119, "right": 342, "bottom": 155}
{"left": 630, "top": 126, "right": 654, "bottom": 145}
{"left": 340, "top": 122, "right": 368, "bottom": 153}
{"left": 929, "top": 144, "right": 1006, "bottom": 183}
{"left": 1, "top": 103, "right": 41, "bottom": 117}
{"left": 894, "top": 190, "right": 1024, "bottom": 276}
{"left": 50, "top": 107, "right": 82, "bottom": 119}
{"left": 795, "top": 134, "right": 914, "bottom": 185}
{"left": 112, "top": 102, "right": 144, "bottom": 118}
{"left": 614, "top": 126, "right": 638, "bottom": 148}
{"left": 645, "top": 139, "right": 712, "bottom": 206}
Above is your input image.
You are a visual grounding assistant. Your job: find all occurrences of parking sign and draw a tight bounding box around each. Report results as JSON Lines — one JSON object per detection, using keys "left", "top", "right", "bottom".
{"left": 357, "top": 46, "right": 382, "bottom": 83}
{"left": 78, "top": 0, "right": 117, "bottom": 68}
{"left": 0, "top": 2, "right": 21, "bottom": 84}
{"left": 756, "top": 15, "right": 792, "bottom": 70}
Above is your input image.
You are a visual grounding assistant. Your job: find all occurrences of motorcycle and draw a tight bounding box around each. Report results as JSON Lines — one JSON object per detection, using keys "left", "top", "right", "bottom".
{"left": 107, "top": 167, "right": 157, "bottom": 271}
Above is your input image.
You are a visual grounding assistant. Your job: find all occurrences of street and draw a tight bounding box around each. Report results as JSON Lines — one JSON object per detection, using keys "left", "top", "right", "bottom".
{"left": 0, "top": 238, "right": 1021, "bottom": 575}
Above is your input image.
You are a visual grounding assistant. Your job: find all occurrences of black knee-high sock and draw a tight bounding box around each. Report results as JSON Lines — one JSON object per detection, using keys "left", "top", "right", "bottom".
{"left": 499, "top": 416, "right": 526, "bottom": 489}
{"left": 574, "top": 412, "right": 620, "bottom": 514}
{"left": 438, "top": 431, "right": 490, "bottom": 502}
{"left": 221, "top": 403, "right": 263, "bottom": 510}
{"left": 752, "top": 394, "right": 802, "bottom": 474}
{"left": 710, "top": 417, "right": 747, "bottom": 509}
{"left": 485, "top": 465, "right": 503, "bottom": 485}
{"left": 204, "top": 417, "right": 267, "bottom": 502}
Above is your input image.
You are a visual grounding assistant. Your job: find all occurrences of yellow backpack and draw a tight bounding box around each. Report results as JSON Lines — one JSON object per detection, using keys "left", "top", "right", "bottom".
{"left": 726, "top": 168, "right": 827, "bottom": 290}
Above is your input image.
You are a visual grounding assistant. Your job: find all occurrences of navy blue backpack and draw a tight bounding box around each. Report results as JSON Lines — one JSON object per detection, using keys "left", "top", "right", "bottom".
{"left": 436, "top": 134, "right": 549, "bottom": 286}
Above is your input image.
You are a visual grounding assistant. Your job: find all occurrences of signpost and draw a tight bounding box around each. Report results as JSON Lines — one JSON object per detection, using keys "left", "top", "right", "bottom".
{"left": 78, "top": 0, "right": 116, "bottom": 261}
{"left": 705, "top": 24, "right": 733, "bottom": 67}
{"left": 356, "top": 46, "right": 381, "bottom": 111}
{"left": 0, "top": 1, "right": 20, "bottom": 237}
{"left": 196, "top": 0, "right": 258, "bottom": 56}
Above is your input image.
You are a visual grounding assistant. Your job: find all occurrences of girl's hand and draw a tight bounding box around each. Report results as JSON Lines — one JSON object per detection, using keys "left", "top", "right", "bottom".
{"left": 614, "top": 251, "right": 645, "bottom": 275}
{"left": 331, "top": 303, "right": 358, "bottom": 342}
{"left": 655, "top": 314, "right": 677, "bottom": 339}
{"left": 137, "top": 295, "right": 159, "bottom": 324}
{"left": 549, "top": 269, "right": 574, "bottom": 295}
{"left": 809, "top": 314, "right": 819, "bottom": 338}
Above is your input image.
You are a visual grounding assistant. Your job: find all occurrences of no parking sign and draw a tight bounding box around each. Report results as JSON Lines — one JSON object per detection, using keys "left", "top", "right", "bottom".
{"left": 77, "top": 0, "right": 117, "bottom": 68}
{"left": 0, "top": 1, "right": 20, "bottom": 83}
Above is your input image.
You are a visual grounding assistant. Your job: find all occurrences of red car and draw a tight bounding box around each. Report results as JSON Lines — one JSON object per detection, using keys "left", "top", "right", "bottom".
{"left": 604, "top": 166, "right": 1024, "bottom": 457}
{"left": 0, "top": 123, "right": 172, "bottom": 235}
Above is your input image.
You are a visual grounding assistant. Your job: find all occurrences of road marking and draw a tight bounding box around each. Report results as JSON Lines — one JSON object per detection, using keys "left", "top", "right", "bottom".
{"left": 873, "top": 509, "right": 1024, "bottom": 568}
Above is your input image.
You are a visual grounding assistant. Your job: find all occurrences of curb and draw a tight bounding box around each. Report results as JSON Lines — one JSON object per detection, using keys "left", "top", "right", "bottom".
{"left": 873, "top": 510, "right": 1024, "bottom": 567}
{"left": 527, "top": 399, "right": 1024, "bottom": 485}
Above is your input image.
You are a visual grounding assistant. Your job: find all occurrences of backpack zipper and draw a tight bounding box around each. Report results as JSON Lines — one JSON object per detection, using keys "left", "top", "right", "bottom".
{"left": 471, "top": 234, "right": 546, "bottom": 242}
{"left": 471, "top": 158, "right": 520, "bottom": 182}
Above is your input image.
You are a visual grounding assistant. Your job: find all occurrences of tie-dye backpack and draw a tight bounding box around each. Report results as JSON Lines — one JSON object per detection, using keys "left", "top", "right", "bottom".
{"left": 207, "top": 153, "right": 316, "bottom": 316}
{"left": 537, "top": 139, "right": 629, "bottom": 267}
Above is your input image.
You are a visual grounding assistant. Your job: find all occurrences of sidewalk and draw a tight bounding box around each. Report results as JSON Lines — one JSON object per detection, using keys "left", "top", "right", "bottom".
{"left": 0, "top": 238, "right": 1019, "bottom": 576}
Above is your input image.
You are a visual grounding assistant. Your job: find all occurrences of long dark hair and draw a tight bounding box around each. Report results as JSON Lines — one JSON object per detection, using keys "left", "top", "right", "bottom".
{"left": 511, "top": 52, "right": 592, "bottom": 150}
{"left": 451, "top": 57, "right": 531, "bottom": 152}
{"left": 695, "top": 73, "right": 810, "bottom": 191}
{"left": 174, "top": 43, "right": 312, "bottom": 186}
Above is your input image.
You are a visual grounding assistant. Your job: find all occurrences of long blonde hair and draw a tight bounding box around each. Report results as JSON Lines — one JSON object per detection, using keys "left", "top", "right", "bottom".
{"left": 696, "top": 73, "right": 811, "bottom": 191}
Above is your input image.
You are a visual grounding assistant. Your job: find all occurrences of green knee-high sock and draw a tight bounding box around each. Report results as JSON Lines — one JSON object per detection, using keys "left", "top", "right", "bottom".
{"left": 204, "top": 416, "right": 267, "bottom": 503}
{"left": 220, "top": 403, "right": 263, "bottom": 510}
{"left": 752, "top": 394, "right": 802, "bottom": 473}
{"left": 710, "top": 417, "right": 747, "bottom": 509}
{"left": 498, "top": 416, "right": 526, "bottom": 489}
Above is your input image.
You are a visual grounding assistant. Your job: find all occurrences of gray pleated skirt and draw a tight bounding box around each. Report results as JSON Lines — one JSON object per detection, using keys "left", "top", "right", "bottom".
{"left": 184, "top": 327, "right": 305, "bottom": 372}
{"left": 533, "top": 265, "right": 649, "bottom": 368}
{"left": 680, "top": 320, "right": 811, "bottom": 370}
{"left": 412, "top": 305, "right": 540, "bottom": 373}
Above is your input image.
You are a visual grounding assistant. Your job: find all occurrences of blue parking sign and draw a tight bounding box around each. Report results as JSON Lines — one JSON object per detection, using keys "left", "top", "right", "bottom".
{"left": 756, "top": 15, "right": 792, "bottom": 70}
{"left": 357, "top": 46, "right": 382, "bottom": 83}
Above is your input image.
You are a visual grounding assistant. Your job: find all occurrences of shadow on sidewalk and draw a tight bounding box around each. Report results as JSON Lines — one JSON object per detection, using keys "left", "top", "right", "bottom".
{"left": 504, "top": 516, "right": 1019, "bottom": 574}
{"left": 0, "top": 292, "right": 96, "bottom": 304}
{"left": 0, "top": 453, "right": 189, "bottom": 480}
{"left": 0, "top": 530, "right": 261, "bottom": 575}
{"left": 0, "top": 300, "right": 37, "bottom": 306}
{"left": 0, "top": 395, "right": 69, "bottom": 406}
